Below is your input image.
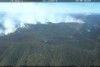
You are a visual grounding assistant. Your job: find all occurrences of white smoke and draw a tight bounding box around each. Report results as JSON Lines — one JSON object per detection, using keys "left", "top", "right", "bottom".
{"left": 0, "top": 13, "right": 84, "bottom": 35}
{"left": 3, "top": 18, "right": 17, "bottom": 35}
{"left": 0, "top": 3, "right": 85, "bottom": 35}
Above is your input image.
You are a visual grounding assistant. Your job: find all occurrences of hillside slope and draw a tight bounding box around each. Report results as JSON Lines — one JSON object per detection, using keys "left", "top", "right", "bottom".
{"left": 0, "top": 22, "right": 100, "bottom": 66}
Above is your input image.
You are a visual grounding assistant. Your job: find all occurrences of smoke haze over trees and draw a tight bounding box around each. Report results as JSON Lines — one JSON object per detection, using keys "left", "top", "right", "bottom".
{"left": 0, "top": 3, "right": 100, "bottom": 66}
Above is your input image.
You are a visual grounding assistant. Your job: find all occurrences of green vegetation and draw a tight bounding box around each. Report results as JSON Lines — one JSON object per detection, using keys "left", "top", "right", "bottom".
{"left": 0, "top": 22, "right": 100, "bottom": 66}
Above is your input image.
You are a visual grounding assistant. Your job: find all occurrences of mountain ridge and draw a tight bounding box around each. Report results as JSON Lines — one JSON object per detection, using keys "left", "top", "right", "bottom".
{"left": 0, "top": 13, "right": 100, "bottom": 66}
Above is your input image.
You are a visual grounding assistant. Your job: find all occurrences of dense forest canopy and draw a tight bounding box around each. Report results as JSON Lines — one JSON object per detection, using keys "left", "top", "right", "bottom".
{"left": 0, "top": 3, "right": 100, "bottom": 66}
{"left": 0, "top": 14, "right": 100, "bottom": 66}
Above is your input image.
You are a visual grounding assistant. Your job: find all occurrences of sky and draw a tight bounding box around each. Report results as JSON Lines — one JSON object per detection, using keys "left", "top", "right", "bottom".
{"left": 0, "top": 3, "right": 100, "bottom": 13}
{"left": 0, "top": 3, "right": 100, "bottom": 35}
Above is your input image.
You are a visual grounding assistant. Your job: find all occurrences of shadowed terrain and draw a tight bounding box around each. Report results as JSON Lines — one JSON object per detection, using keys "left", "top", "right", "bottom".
{"left": 0, "top": 16, "right": 100, "bottom": 66}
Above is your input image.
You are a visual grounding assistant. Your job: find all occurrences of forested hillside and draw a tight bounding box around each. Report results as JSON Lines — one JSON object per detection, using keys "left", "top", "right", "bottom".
{"left": 0, "top": 20, "right": 100, "bottom": 66}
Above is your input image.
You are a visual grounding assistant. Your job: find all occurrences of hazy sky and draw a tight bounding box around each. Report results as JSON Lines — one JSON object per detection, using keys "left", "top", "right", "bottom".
{"left": 0, "top": 3, "right": 100, "bottom": 14}
{"left": 0, "top": 3, "right": 100, "bottom": 35}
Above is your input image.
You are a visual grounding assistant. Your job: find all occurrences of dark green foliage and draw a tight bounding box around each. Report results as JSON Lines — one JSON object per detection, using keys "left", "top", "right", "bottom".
{"left": 0, "top": 22, "right": 99, "bottom": 66}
